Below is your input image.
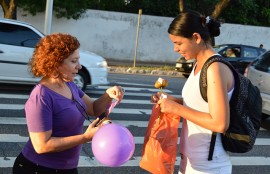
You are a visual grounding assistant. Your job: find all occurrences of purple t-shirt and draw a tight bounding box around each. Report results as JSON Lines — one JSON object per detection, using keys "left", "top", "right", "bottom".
{"left": 22, "top": 82, "right": 86, "bottom": 169}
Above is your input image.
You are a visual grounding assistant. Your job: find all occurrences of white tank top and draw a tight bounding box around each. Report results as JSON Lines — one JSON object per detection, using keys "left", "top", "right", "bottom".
{"left": 180, "top": 63, "right": 233, "bottom": 162}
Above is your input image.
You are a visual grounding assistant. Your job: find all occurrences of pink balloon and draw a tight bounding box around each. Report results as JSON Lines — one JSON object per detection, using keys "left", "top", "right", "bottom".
{"left": 92, "top": 123, "right": 135, "bottom": 167}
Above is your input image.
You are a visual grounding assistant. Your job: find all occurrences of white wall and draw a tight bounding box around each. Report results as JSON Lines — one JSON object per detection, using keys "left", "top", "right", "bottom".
{"left": 2, "top": 9, "right": 269, "bottom": 65}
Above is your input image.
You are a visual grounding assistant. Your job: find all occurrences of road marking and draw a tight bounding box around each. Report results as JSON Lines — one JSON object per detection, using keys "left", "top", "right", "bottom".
{"left": 1, "top": 156, "right": 270, "bottom": 168}
{"left": 0, "top": 134, "right": 179, "bottom": 144}
{"left": 86, "top": 90, "right": 181, "bottom": 98}
{"left": 0, "top": 94, "right": 155, "bottom": 105}
{"left": 0, "top": 93, "right": 29, "bottom": 99}
{"left": 93, "top": 86, "right": 172, "bottom": 93}
{"left": 0, "top": 104, "right": 24, "bottom": 110}
{"left": 0, "top": 92, "right": 181, "bottom": 99}
{"left": 0, "top": 117, "right": 181, "bottom": 127}
{"left": 0, "top": 116, "right": 267, "bottom": 133}
{"left": 0, "top": 104, "right": 152, "bottom": 114}
{"left": 114, "top": 82, "right": 154, "bottom": 87}
{"left": 0, "top": 133, "right": 269, "bottom": 146}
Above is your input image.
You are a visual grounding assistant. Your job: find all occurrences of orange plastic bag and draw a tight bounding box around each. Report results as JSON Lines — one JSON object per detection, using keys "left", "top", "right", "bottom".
{"left": 140, "top": 105, "right": 181, "bottom": 174}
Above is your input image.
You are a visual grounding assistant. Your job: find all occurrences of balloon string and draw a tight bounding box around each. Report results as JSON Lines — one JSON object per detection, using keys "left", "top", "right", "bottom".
{"left": 159, "top": 87, "right": 162, "bottom": 124}
{"left": 106, "top": 99, "right": 121, "bottom": 117}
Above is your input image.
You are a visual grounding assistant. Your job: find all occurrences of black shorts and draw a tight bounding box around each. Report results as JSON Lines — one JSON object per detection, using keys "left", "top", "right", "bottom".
{"left": 13, "top": 152, "right": 78, "bottom": 174}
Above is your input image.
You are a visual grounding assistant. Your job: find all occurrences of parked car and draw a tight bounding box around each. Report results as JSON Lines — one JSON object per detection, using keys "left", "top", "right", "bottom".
{"left": 0, "top": 18, "right": 108, "bottom": 91}
{"left": 244, "top": 50, "right": 270, "bottom": 119}
{"left": 175, "top": 57, "right": 196, "bottom": 78}
{"left": 175, "top": 44, "right": 266, "bottom": 78}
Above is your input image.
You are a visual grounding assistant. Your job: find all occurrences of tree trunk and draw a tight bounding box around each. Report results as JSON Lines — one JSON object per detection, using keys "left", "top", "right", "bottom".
{"left": 179, "top": 0, "right": 185, "bottom": 12}
{"left": 211, "top": 0, "right": 230, "bottom": 20}
{"left": 211, "top": 0, "right": 230, "bottom": 46}
{"left": 0, "top": 0, "right": 17, "bottom": 19}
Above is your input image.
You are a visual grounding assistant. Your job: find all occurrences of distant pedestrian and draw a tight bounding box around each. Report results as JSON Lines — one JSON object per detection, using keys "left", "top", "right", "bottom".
{"left": 12, "top": 33, "right": 124, "bottom": 174}
{"left": 259, "top": 44, "right": 263, "bottom": 48}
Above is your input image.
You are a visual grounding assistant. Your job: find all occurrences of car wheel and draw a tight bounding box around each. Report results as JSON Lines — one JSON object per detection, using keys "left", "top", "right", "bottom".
{"left": 262, "top": 113, "right": 269, "bottom": 120}
{"left": 74, "top": 71, "right": 87, "bottom": 91}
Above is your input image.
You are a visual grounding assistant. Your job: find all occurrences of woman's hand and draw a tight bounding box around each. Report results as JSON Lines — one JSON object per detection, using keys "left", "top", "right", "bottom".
{"left": 106, "top": 86, "right": 124, "bottom": 100}
{"left": 151, "top": 92, "right": 171, "bottom": 103}
{"left": 83, "top": 118, "right": 100, "bottom": 142}
{"left": 157, "top": 98, "right": 179, "bottom": 115}
{"left": 151, "top": 93, "right": 160, "bottom": 103}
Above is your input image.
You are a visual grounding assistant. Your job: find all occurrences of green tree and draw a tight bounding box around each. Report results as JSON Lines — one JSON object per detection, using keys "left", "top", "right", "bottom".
{"left": 17, "top": 0, "right": 89, "bottom": 19}
{"left": 181, "top": 0, "right": 269, "bottom": 26}
{"left": 86, "top": 0, "right": 126, "bottom": 12}
{"left": 221, "top": 0, "right": 270, "bottom": 26}
{"left": 1, "top": 0, "right": 269, "bottom": 26}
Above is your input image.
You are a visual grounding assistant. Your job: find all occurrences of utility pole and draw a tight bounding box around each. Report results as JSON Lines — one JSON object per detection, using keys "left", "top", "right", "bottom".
{"left": 133, "top": 9, "right": 142, "bottom": 68}
{"left": 44, "top": 0, "right": 53, "bottom": 35}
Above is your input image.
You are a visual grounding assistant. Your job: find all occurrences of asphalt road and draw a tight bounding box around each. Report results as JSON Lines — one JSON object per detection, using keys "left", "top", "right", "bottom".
{"left": 0, "top": 73, "right": 270, "bottom": 174}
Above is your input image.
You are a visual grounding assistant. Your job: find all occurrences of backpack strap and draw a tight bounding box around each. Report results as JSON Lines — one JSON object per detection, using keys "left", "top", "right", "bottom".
{"left": 208, "top": 132, "right": 217, "bottom": 161}
{"left": 200, "top": 55, "right": 237, "bottom": 101}
{"left": 199, "top": 55, "right": 236, "bottom": 161}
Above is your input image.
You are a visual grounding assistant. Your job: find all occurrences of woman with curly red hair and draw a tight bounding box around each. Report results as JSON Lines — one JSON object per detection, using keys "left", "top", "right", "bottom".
{"left": 13, "top": 33, "right": 124, "bottom": 174}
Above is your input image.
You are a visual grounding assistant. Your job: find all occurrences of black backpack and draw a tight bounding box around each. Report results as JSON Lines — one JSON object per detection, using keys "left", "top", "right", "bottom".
{"left": 199, "top": 55, "right": 262, "bottom": 161}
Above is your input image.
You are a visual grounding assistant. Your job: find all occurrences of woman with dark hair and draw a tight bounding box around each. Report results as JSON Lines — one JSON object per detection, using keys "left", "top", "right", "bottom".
{"left": 13, "top": 33, "right": 124, "bottom": 174}
{"left": 151, "top": 11, "right": 233, "bottom": 173}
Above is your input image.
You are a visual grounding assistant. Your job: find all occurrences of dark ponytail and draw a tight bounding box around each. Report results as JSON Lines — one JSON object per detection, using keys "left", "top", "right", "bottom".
{"left": 206, "top": 16, "right": 221, "bottom": 37}
{"left": 168, "top": 10, "right": 220, "bottom": 43}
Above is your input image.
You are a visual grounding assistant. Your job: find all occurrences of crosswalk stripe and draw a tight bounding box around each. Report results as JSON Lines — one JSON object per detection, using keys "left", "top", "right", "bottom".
{"left": 94, "top": 86, "right": 172, "bottom": 93}
{"left": 120, "top": 99, "right": 153, "bottom": 104}
{"left": 0, "top": 93, "right": 154, "bottom": 99}
{"left": 0, "top": 134, "right": 129, "bottom": 143}
{"left": 84, "top": 90, "right": 181, "bottom": 98}
{"left": 0, "top": 104, "right": 152, "bottom": 114}
{"left": 0, "top": 134, "right": 177, "bottom": 144}
{"left": 0, "top": 93, "right": 179, "bottom": 104}
{"left": 0, "top": 117, "right": 267, "bottom": 132}
{"left": 0, "top": 117, "right": 176, "bottom": 127}
{"left": 114, "top": 82, "right": 154, "bottom": 87}
{"left": 0, "top": 93, "right": 29, "bottom": 99}
{"left": 1, "top": 156, "right": 270, "bottom": 168}
{"left": 0, "top": 96, "right": 155, "bottom": 106}
{"left": 1, "top": 134, "right": 269, "bottom": 146}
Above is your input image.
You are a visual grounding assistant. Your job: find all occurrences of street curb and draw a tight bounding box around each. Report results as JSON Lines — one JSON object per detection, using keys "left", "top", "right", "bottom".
{"left": 108, "top": 66, "right": 184, "bottom": 77}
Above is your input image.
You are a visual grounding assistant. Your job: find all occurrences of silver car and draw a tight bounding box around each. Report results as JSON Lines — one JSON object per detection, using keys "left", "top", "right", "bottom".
{"left": 0, "top": 18, "right": 108, "bottom": 91}
{"left": 244, "top": 50, "right": 270, "bottom": 118}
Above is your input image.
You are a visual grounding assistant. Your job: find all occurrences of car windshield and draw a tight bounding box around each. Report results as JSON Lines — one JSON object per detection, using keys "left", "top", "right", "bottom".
{"left": 213, "top": 45, "right": 227, "bottom": 52}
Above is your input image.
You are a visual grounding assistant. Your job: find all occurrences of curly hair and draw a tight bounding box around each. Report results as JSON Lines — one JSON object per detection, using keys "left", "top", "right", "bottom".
{"left": 29, "top": 33, "right": 80, "bottom": 77}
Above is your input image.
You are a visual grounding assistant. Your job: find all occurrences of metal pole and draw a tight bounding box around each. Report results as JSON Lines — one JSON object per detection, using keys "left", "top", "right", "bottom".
{"left": 44, "top": 0, "right": 53, "bottom": 35}
{"left": 133, "top": 9, "right": 142, "bottom": 68}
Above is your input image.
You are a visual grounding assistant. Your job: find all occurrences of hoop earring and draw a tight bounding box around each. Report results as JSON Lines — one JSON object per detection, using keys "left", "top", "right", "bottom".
{"left": 52, "top": 72, "right": 59, "bottom": 78}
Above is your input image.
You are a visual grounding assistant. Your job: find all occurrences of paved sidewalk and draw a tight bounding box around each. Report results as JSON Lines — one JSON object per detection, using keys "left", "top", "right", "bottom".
{"left": 108, "top": 66, "right": 183, "bottom": 77}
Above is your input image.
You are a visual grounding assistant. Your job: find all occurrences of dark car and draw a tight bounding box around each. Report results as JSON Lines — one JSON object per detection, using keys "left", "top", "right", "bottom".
{"left": 175, "top": 44, "right": 266, "bottom": 78}
{"left": 175, "top": 57, "right": 196, "bottom": 78}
